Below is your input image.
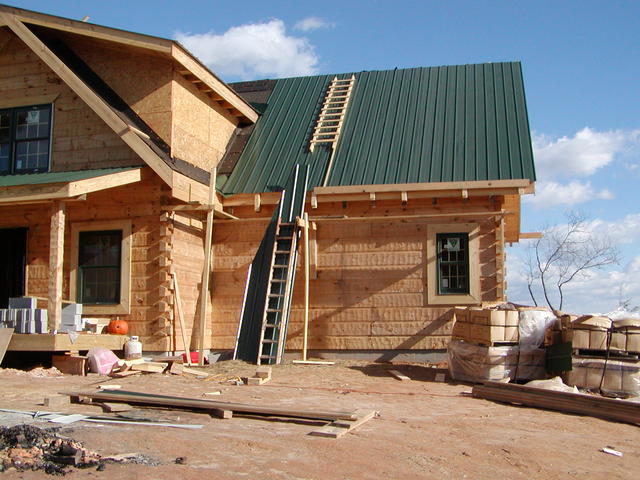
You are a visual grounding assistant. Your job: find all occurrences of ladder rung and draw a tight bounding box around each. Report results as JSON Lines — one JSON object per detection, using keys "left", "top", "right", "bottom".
{"left": 266, "top": 309, "right": 282, "bottom": 313}
{"left": 260, "top": 355, "right": 276, "bottom": 359}
{"left": 273, "top": 264, "right": 288, "bottom": 268}
{"left": 271, "top": 279, "right": 286, "bottom": 283}
{"left": 268, "top": 293, "right": 284, "bottom": 297}
{"left": 262, "top": 339, "right": 277, "bottom": 344}
{"left": 278, "top": 236, "right": 294, "bottom": 240}
{"left": 265, "top": 323, "right": 278, "bottom": 328}
{"left": 274, "top": 250, "right": 290, "bottom": 254}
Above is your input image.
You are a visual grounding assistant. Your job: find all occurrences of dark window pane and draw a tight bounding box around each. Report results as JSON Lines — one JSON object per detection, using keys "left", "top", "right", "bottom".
{"left": 436, "top": 233, "right": 469, "bottom": 294}
{"left": 0, "top": 144, "right": 9, "bottom": 172}
{"left": 78, "top": 230, "right": 122, "bottom": 304}
{"left": 15, "top": 106, "right": 50, "bottom": 140}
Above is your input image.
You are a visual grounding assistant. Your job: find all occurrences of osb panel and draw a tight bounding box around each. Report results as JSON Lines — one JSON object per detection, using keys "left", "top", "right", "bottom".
{"left": 0, "top": 172, "right": 165, "bottom": 342}
{"left": 209, "top": 197, "right": 501, "bottom": 351}
{"left": 63, "top": 35, "right": 173, "bottom": 145}
{"left": 503, "top": 194, "right": 521, "bottom": 243}
{"left": 171, "top": 73, "right": 238, "bottom": 170}
{"left": 0, "top": 32, "right": 142, "bottom": 171}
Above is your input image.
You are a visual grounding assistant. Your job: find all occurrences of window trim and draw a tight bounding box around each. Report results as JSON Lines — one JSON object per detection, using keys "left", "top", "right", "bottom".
{"left": 0, "top": 103, "right": 54, "bottom": 174}
{"left": 70, "top": 220, "right": 132, "bottom": 314}
{"left": 426, "top": 223, "right": 480, "bottom": 305}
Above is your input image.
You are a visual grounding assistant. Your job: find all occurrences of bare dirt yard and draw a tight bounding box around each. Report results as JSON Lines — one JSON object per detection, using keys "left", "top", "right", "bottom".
{"left": 0, "top": 360, "right": 637, "bottom": 479}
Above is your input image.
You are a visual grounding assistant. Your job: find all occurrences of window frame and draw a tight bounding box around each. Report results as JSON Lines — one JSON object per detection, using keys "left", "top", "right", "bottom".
{"left": 0, "top": 103, "right": 53, "bottom": 174}
{"left": 70, "top": 220, "right": 132, "bottom": 314}
{"left": 436, "top": 232, "right": 470, "bottom": 295}
{"left": 426, "top": 223, "right": 480, "bottom": 305}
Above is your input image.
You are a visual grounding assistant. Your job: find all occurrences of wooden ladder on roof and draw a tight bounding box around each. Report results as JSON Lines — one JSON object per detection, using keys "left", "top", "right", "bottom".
{"left": 256, "top": 218, "right": 300, "bottom": 365}
{"left": 310, "top": 75, "right": 355, "bottom": 153}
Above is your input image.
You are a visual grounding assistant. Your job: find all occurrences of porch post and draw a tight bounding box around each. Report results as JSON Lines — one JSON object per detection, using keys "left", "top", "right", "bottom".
{"left": 48, "top": 201, "right": 66, "bottom": 332}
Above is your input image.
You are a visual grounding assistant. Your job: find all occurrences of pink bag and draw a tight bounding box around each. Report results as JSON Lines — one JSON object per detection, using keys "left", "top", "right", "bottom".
{"left": 87, "top": 347, "right": 120, "bottom": 375}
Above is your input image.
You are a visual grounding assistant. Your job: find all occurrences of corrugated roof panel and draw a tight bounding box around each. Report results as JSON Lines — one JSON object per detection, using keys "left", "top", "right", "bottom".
{"left": 223, "top": 62, "right": 536, "bottom": 195}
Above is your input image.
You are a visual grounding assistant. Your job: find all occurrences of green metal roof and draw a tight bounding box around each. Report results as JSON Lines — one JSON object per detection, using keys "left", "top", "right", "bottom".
{"left": 222, "top": 62, "right": 536, "bottom": 194}
{"left": 0, "top": 167, "right": 140, "bottom": 187}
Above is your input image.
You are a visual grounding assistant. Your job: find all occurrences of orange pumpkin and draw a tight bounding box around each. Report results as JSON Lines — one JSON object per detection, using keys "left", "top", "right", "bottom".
{"left": 107, "top": 319, "right": 129, "bottom": 335}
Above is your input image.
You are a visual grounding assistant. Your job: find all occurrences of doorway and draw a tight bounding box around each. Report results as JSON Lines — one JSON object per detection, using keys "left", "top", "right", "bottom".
{"left": 0, "top": 228, "right": 27, "bottom": 308}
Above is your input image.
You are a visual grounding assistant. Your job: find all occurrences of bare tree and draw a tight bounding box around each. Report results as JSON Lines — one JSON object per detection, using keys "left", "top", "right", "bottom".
{"left": 524, "top": 212, "right": 620, "bottom": 311}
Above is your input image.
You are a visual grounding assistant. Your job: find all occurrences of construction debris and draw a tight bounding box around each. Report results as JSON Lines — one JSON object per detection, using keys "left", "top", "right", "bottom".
{"left": 309, "top": 410, "right": 378, "bottom": 438}
{"left": 246, "top": 366, "right": 272, "bottom": 385}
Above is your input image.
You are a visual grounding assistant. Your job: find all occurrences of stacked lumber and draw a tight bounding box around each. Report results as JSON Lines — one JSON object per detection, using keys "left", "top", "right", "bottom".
{"left": 472, "top": 381, "right": 640, "bottom": 425}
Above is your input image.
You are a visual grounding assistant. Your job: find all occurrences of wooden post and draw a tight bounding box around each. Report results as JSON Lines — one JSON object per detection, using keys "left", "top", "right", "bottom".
{"left": 302, "top": 212, "right": 310, "bottom": 361}
{"left": 197, "top": 167, "right": 216, "bottom": 365}
{"left": 48, "top": 201, "right": 66, "bottom": 332}
{"left": 171, "top": 267, "right": 192, "bottom": 366}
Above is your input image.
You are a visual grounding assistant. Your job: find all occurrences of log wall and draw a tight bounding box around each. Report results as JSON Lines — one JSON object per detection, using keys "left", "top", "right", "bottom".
{"left": 0, "top": 169, "right": 172, "bottom": 350}
{"left": 209, "top": 195, "right": 506, "bottom": 351}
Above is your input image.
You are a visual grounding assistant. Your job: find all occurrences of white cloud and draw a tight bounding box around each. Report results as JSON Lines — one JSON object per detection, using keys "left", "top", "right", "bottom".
{"left": 175, "top": 19, "right": 319, "bottom": 80}
{"left": 507, "top": 248, "right": 640, "bottom": 314}
{"left": 533, "top": 127, "right": 639, "bottom": 179}
{"left": 525, "top": 180, "right": 614, "bottom": 209}
{"left": 294, "top": 17, "right": 334, "bottom": 32}
{"left": 587, "top": 213, "right": 640, "bottom": 245}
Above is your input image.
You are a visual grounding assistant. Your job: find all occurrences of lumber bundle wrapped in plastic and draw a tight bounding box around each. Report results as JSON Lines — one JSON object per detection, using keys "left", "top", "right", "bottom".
{"left": 610, "top": 318, "right": 640, "bottom": 353}
{"left": 447, "top": 339, "right": 545, "bottom": 383}
{"left": 452, "top": 307, "right": 519, "bottom": 345}
{"left": 561, "top": 315, "right": 612, "bottom": 350}
{"left": 564, "top": 356, "right": 640, "bottom": 396}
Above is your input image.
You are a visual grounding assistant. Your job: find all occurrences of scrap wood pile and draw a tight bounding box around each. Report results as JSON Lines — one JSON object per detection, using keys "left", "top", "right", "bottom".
{"left": 0, "top": 424, "right": 152, "bottom": 475}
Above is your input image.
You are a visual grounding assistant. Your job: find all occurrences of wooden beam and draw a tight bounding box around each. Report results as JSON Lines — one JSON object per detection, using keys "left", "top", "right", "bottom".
{"left": 519, "top": 232, "right": 543, "bottom": 239}
{"left": 0, "top": 14, "right": 175, "bottom": 187}
{"left": 313, "top": 179, "right": 534, "bottom": 196}
{"left": 197, "top": 167, "right": 216, "bottom": 365}
{"left": 171, "top": 45, "right": 258, "bottom": 123}
{"left": 48, "top": 201, "right": 65, "bottom": 332}
{"left": 0, "top": 6, "right": 173, "bottom": 52}
{"left": 308, "top": 211, "right": 509, "bottom": 223}
{"left": 254, "top": 194, "right": 261, "bottom": 212}
{"left": 301, "top": 212, "right": 310, "bottom": 362}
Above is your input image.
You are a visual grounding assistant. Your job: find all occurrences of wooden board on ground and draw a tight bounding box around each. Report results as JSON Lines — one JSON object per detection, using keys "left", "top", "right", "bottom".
{"left": 292, "top": 359, "right": 335, "bottom": 365}
{"left": 130, "top": 362, "right": 168, "bottom": 373}
{"left": 98, "top": 402, "right": 133, "bottom": 413}
{"left": 246, "top": 376, "right": 270, "bottom": 386}
{"left": 60, "top": 389, "right": 359, "bottom": 421}
{"left": 8, "top": 333, "right": 127, "bottom": 352}
{"left": 0, "top": 328, "right": 14, "bottom": 365}
{"left": 182, "top": 367, "right": 209, "bottom": 377}
{"left": 309, "top": 409, "right": 378, "bottom": 438}
{"left": 472, "top": 381, "right": 640, "bottom": 425}
{"left": 109, "top": 370, "right": 141, "bottom": 378}
{"left": 388, "top": 370, "right": 411, "bottom": 381}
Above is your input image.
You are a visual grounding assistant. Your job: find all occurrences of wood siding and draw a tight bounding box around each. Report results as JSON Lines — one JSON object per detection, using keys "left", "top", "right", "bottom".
{"left": 209, "top": 195, "right": 506, "bottom": 351}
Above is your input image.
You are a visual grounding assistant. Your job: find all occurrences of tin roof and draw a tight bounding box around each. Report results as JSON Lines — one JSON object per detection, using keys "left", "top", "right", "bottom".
{"left": 222, "top": 62, "right": 536, "bottom": 194}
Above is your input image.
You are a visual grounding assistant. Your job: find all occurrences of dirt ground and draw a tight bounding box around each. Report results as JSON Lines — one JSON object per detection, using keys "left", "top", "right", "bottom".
{"left": 0, "top": 360, "right": 638, "bottom": 479}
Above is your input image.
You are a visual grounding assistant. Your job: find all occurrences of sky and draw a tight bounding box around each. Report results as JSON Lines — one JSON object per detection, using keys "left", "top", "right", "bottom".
{"left": 7, "top": 0, "right": 640, "bottom": 314}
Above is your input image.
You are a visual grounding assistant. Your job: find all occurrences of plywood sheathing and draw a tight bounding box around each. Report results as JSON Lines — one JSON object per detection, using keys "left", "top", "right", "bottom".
{"left": 209, "top": 195, "right": 502, "bottom": 351}
{"left": 172, "top": 72, "right": 238, "bottom": 171}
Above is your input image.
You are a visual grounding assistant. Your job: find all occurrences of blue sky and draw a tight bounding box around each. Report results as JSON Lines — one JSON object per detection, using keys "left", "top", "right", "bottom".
{"left": 7, "top": 1, "right": 640, "bottom": 313}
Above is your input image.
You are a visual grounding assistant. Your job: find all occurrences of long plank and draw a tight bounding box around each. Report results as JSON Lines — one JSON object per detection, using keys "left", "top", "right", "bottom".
{"left": 197, "top": 167, "right": 216, "bottom": 365}
{"left": 472, "top": 382, "right": 640, "bottom": 425}
{"left": 0, "top": 328, "right": 13, "bottom": 365}
{"left": 61, "top": 389, "right": 358, "bottom": 421}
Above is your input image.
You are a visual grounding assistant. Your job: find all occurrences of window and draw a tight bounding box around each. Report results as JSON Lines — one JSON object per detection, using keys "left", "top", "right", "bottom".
{"left": 0, "top": 104, "right": 52, "bottom": 174}
{"left": 70, "top": 220, "right": 131, "bottom": 314}
{"left": 78, "top": 230, "right": 122, "bottom": 304}
{"left": 427, "top": 224, "right": 480, "bottom": 305}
